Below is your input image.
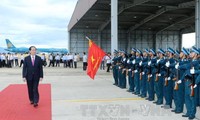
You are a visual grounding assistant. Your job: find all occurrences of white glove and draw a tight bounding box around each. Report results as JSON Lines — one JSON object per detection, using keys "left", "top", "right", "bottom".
{"left": 148, "top": 61, "right": 151, "bottom": 66}
{"left": 165, "top": 61, "right": 170, "bottom": 67}
{"left": 123, "top": 58, "right": 126, "bottom": 61}
{"left": 158, "top": 73, "right": 161, "bottom": 76}
{"left": 157, "top": 59, "right": 160, "bottom": 63}
{"left": 139, "top": 61, "right": 142, "bottom": 66}
{"left": 127, "top": 60, "right": 130, "bottom": 64}
{"left": 190, "top": 68, "right": 195, "bottom": 74}
{"left": 177, "top": 80, "right": 182, "bottom": 84}
{"left": 168, "top": 77, "right": 171, "bottom": 80}
{"left": 149, "top": 74, "right": 152, "bottom": 77}
{"left": 134, "top": 70, "right": 138, "bottom": 73}
{"left": 119, "top": 66, "right": 121, "bottom": 69}
{"left": 175, "top": 63, "right": 179, "bottom": 69}
{"left": 132, "top": 60, "right": 135, "bottom": 64}
{"left": 194, "top": 84, "right": 197, "bottom": 88}
{"left": 142, "top": 72, "right": 145, "bottom": 75}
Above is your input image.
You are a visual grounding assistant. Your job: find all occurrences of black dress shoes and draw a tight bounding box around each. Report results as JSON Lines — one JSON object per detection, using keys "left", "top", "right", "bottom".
{"left": 175, "top": 111, "right": 182, "bottom": 114}
{"left": 34, "top": 103, "right": 38, "bottom": 107}
{"left": 30, "top": 101, "right": 34, "bottom": 104}
{"left": 188, "top": 116, "right": 195, "bottom": 120}
{"left": 171, "top": 110, "right": 176, "bottom": 112}
{"left": 182, "top": 115, "right": 188, "bottom": 117}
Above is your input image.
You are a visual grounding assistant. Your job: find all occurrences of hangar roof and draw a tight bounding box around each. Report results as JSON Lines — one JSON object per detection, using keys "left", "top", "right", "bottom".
{"left": 68, "top": 0, "right": 195, "bottom": 33}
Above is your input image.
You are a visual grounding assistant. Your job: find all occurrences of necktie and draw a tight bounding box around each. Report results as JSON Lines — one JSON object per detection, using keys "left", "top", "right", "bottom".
{"left": 32, "top": 56, "right": 35, "bottom": 66}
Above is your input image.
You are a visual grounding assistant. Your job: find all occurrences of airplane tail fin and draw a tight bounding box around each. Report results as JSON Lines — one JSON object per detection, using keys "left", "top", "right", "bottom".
{"left": 5, "top": 39, "right": 16, "bottom": 49}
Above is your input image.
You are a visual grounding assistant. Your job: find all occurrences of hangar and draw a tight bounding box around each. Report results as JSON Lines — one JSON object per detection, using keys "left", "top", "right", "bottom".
{"left": 68, "top": 0, "right": 199, "bottom": 54}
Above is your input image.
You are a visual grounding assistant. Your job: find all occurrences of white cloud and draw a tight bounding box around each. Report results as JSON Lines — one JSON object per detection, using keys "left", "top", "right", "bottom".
{"left": 0, "top": 0, "right": 77, "bottom": 49}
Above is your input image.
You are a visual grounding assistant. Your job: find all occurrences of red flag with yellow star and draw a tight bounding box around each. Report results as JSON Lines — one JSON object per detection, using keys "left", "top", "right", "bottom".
{"left": 87, "top": 39, "right": 106, "bottom": 79}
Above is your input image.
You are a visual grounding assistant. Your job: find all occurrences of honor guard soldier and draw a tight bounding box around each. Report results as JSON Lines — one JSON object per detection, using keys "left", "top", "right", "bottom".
{"left": 118, "top": 50, "right": 127, "bottom": 89}
{"left": 154, "top": 48, "right": 166, "bottom": 105}
{"left": 146, "top": 49, "right": 157, "bottom": 101}
{"left": 139, "top": 49, "right": 149, "bottom": 98}
{"left": 126, "top": 48, "right": 136, "bottom": 92}
{"left": 173, "top": 47, "right": 189, "bottom": 113}
{"left": 178, "top": 46, "right": 199, "bottom": 119}
{"left": 117, "top": 50, "right": 123, "bottom": 88}
{"left": 162, "top": 47, "right": 176, "bottom": 109}
{"left": 132, "top": 49, "right": 142, "bottom": 95}
{"left": 112, "top": 50, "right": 119, "bottom": 86}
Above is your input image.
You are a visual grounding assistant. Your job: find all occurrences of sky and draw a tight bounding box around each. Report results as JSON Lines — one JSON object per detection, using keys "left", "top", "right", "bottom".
{"left": 0, "top": 0, "right": 78, "bottom": 49}
{"left": 182, "top": 33, "right": 195, "bottom": 48}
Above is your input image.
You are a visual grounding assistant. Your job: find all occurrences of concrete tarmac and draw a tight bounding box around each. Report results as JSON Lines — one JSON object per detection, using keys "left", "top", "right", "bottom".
{"left": 0, "top": 63, "right": 199, "bottom": 120}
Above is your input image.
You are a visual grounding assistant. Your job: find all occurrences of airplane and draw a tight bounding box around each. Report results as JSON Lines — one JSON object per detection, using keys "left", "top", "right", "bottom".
{"left": 4, "top": 39, "right": 68, "bottom": 54}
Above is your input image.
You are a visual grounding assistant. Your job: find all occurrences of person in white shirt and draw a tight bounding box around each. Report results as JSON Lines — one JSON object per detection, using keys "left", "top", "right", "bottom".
{"left": 82, "top": 52, "right": 87, "bottom": 71}
{"left": 14, "top": 53, "right": 19, "bottom": 67}
{"left": 73, "top": 53, "right": 78, "bottom": 68}
{"left": 100, "top": 56, "right": 106, "bottom": 70}
{"left": 55, "top": 54, "right": 60, "bottom": 67}
{"left": 69, "top": 54, "right": 74, "bottom": 68}
{"left": 62, "top": 54, "right": 67, "bottom": 68}
{"left": 48, "top": 54, "right": 54, "bottom": 67}
{"left": 105, "top": 52, "right": 112, "bottom": 72}
{"left": 41, "top": 53, "right": 47, "bottom": 67}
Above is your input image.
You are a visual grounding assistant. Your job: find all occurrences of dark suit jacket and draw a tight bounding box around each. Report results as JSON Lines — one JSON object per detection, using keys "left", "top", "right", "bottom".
{"left": 23, "top": 55, "right": 43, "bottom": 80}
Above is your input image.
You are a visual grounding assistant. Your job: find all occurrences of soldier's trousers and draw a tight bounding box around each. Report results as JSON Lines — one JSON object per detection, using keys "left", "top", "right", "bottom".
{"left": 154, "top": 76, "right": 164, "bottom": 104}
{"left": 134, "top": 72, "right": 140, "bottom": 94}
{"left": 112, "top": 66, "right": 118, "bottom": 85}
{"left": 147, "top": 75, "right": 155, "bottom": 100}
{"left": 173, "top": 82, "right": 184, "bottom": 112}
{"left": 140, "top": 74, "right": 147, "bottom": 97}
{"left": 118, "top": 69, "right": 122, "bottom": 87}
{"left": 185, "top": 80, "right": 196, "bottom": 118}
{"left": 164, "top": 80, "right": 173, "bottom": 107}
{"left": 128, "top": 71, "right": 134, "bottom": 92}
{"left": 121, "top": 69, "right": 127, "bottom": 88}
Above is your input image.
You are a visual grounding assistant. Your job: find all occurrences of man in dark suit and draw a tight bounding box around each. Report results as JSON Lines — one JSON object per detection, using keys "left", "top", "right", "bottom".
{"left": 22, "top": 46, "right": 43, "bottom": 107}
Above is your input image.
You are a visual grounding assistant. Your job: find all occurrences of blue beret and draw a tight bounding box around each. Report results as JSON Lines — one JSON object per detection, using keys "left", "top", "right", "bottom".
{"left": 118, "top": 49, "right": 122, "bottom": 52}
{"left": 191, "top": 46, "right": 199, "bottom": 54}
{"left": 144, "top": 49, "right": 149, "bottom": 53}
{"left": 149, "top": 49, "right": 156, "bottom": 55}
{"left": 175, "top": 50, "right": 180, "bottom": 55}
{"left": 121, "top": 50, "right": 127, "bottom": 54}
{"left": 182, "top": 47, "right": 189, "bottom": 56}
{"left": 158, "top": 48, "right": 165, "bottom": 54}
{"left": 167, "top": 47, "right": 175, "bottom": 54}
{"left": 131, "top": 48, "right": 137, "bottom": 52}
{"left": 114, "top": 49, "right": 118, "bottom": 53}
{"left": 136, "top": 49, "right": 142, "bottom": 54}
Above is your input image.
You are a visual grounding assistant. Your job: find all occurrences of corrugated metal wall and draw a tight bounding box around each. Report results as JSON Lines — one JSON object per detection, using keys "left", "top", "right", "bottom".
{"left": 69, "top": 28, "right": 180, "bottom": 54}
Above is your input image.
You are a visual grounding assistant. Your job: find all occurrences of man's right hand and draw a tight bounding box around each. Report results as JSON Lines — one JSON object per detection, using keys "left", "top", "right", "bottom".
{"left": 23, "top": 78, "right": 26, "bottom": 82}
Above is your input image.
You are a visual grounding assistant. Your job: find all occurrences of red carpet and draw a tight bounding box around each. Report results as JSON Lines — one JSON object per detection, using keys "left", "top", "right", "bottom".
{"left": 0, "top": 84, "right": 51, "bottom": 120}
